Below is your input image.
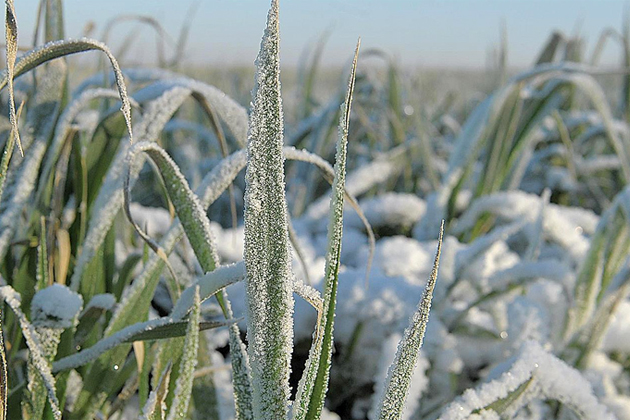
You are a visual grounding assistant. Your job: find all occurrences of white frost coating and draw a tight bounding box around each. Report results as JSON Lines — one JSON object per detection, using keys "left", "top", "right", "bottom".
{"left": 243, "top": 1, "right": 295, "bottom": 417}
{"left": 344, "top": 193, "right": 426, "bottom": 231}
{"left": 372, "top": 226, "right": 442, "bottom": 420}
{"left": 171, "top": 261, "right": 246, "bottom": 320}
{"left": 455, "top": 221, "right": 525, "bottom": 276}
{"left": 0, "top": 286, "right": 62, "bottom": 419}
{"left": 438, "top": 341, "right": 616, "bottom": 420}
{"left": 83, "top": 293, "right": 116, "bottom": 313}
{"left": 31, "top": 284, "right": 83, "bottom": 329}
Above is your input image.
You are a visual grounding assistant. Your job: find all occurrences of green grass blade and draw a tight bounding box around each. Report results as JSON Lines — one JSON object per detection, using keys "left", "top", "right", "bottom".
{"left": 4, "top": 0, "right": 22, "bottom": 156}
{"left": 0, "top": 286, "right": 61, "bottom": 419}
{"left": 166, "top": 286, "right": 200, "bottom": 420}
{"left": 293, "top": 39, "right": 359, "bottom": 420}
{"left": 243, "top": 1, "right": 294, "bottom": 417}
{"left": 373, "top": 221, "right": 443, "bottom": 420}
{"left": 140, "top": 363, "right": 172, "bottom": 420}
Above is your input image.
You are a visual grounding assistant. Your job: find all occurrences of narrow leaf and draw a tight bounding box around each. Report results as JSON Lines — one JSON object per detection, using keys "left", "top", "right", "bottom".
{"left": 243, "top": 1, "right": 294, "bottom": 417}
{"left": 166, "top": 286, "right": 200, "bottom": 420}
{"left": 4, "top": 0, "right": 22, "bottom": 156}
{"left": 373, "top": 221, "right": 443, "bottom": 420}
{"left": 293, "top": 38, "right": 360, "bottom": 420}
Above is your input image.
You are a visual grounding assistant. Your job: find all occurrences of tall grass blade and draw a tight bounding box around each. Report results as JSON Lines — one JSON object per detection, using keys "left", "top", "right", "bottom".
{"left": 373, "top": 221, "right": 443, "bottom": 420}
{"left": 243, "top": 1, "right": 294, "bottom": 417}
{"left": 293, "top": 39, "right": 359, "bottom": 420}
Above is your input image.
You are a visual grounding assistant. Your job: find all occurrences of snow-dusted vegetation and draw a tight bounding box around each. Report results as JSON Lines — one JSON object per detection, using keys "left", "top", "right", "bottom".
{"left": 0, "top": 0, "right": 629, "bottom": 419}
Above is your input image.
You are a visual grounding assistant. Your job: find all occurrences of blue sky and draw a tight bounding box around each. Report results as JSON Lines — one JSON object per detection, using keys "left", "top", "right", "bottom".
{"left": 10, "top": 1, "right": 629, "bottom": 69}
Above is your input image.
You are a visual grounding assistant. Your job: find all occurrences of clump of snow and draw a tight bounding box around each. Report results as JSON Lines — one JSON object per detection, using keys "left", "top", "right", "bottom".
{"left": 439, "top": 341, "right": 616, "bottom": 420}
{"left": 343, "top": 192, "right": 426, "bottom": 231}
{"left": 602, "top": 300, "right": 630, "bottom": 353}
{"left": 129, "top": 203, "right": 172, "bottom": 237}
{"left": 354, "top": 236, "right": 434, "bottom": 284}
{"left": 83, "top": 293, "right": 116, "bottom": 313}
{"left": 31, "top": 284, "right": 83, "bottom": 329}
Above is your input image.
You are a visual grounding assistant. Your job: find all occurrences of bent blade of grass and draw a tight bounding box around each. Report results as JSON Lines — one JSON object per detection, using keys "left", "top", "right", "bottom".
{"left": 123, "top": 140, "right": 255, "bottom": 417}
{"left": 243, "top": 1, "right": 294, "bottom": 417}
{"left": 0, "top": 286, "right": 61, "bottom": 419}
{"left": 69, "top": 84, "right": 195, "bottom": 292}
{"left": 166, "top": 286, "right": 200, "bottom": 420}
{"left": 53, "top": 262, "right": 244, "bottom": 372}
{"left": 4, "top": 0, "right": 22, "bottom": 156}
{"left": 437, "top": 341, "right": 614, "bottom": 420}
{"left": 0, "top": 37, "right": 133, "bottom": 142}
{"left": 293, "top": 39, "right": 359, "bottom": 420}
{"left": 373, "top": 221, "right": 443, "bottom": 420}
{"left": 124, "top": 141, "right": 219, "bottom": 272}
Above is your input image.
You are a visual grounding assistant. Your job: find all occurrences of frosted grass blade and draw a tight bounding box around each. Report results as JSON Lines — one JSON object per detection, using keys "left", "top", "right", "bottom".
{"left": 243, "top": 1, "right": 294, "bottom": 417}
{"left": 4, "top": 0, "right": 22, "bottom": 156}
{"left": 373, "top": 221, "right": 443, "bottom": 420}
{"left": 437, "top": 341, "right": 614, "bottom": 420}
{"left": 140, "top": 363, "right": 172, "bottom": 420}
{"left": 166, "top": 286, "right": 200, "bottom": 420}
{"left": 0, "top": 38, "right": 133, "bottom": 142}
{"left": 0, "top": 287, "right": 61, "bottom": 419}
{"left": 123, "top": 142, "right": 254, "bottom": 417}
{"left": 293, "top": 39, "right": 359, "bottom": 420}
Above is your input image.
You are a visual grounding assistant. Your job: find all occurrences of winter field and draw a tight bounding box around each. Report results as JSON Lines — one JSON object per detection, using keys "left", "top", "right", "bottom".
{"left": 1, "top": 1, "right": 630, "bottom": 419}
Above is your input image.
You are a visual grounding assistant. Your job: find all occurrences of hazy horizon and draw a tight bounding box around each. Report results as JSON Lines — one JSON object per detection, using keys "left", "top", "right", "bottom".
{"left": 9, "top": 1, "right": 629, "bottom": 70}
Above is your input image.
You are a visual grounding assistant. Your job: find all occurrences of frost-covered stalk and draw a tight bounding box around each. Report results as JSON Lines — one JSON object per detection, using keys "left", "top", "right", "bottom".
{"left": 373, "top": 221, "right": 443, "bottom": 420}
{"left": 25, "top": 285, "right": 82, "bottom": 420}
{"left": 292, "top": 40, "right": 360, "bottom": 420}
{"left": 243, "top": 0, "right": 294, "bottom": 418}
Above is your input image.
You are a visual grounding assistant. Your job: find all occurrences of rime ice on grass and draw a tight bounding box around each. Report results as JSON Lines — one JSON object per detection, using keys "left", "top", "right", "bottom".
{"left": 243, "top": 0, "right": 294, "bottom": 418}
